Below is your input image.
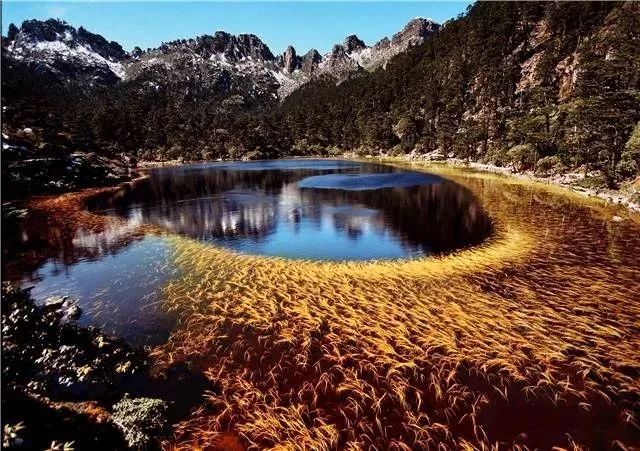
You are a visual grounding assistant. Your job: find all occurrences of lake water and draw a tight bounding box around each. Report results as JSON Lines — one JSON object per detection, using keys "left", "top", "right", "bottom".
{"left": 87, "top": 159, "right": 492, "bottom": 260}
{"left": 3, "top": 159, "right": 492, "bottom": 345}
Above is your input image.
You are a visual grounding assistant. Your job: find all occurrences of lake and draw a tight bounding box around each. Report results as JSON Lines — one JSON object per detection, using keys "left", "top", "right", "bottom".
{"left": 3, "top": 159, "right": 492, "bottom": 344}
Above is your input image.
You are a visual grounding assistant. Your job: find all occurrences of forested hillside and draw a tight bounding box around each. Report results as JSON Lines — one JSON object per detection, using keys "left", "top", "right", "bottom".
{"left": 279, "top": 1, "right": 640, "bottom": 186}
{"left": 2, "top": 1, "right": 640, "bottom": 191}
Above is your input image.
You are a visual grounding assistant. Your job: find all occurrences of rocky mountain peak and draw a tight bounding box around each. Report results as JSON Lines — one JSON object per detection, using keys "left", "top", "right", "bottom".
{"left": 131, "top": 46, "right": 143, "bottom": 59}
{"left": 322, "top": 44, "right": 360, "bottom": 80}
{"left": 330, "top": 43, "right": 347, "bottom": 58}
{"left": 280, "top": 45, "right": 301, "bottom": 73}
{"left": 343, "top": 34, "right": 366, "bottom": 54}
{"left": 236, "top": 33, "right": 275, "bottom": 61}
{"left": 211, "top": 30, "right": 232, "bottom": 51}
{"left": 300, "top": 49, "right": 322, "bottom": 74}
{"left": 6, "top": 19, "right": 126, "bottom": 61}
{"left": 13, "top": 18, "right": 74, "bottom": 43}
{"left": 2, "top": 15, "right": 443, "bottom": 101}
{"left": 7, "top": 23, "right": 20, "bottom": 41}
{"left": 3, "top": 19, "right": 127, "bottom": 84}
{"left": 373, "top": 36, "right": 391, "bottom": 51}
{"left": 77, "top": 25, "right": 127, "bottom": 61}
{"left": 391, "top": 17, "right": 440, "bottom": 48}
{"left": 153, "top": 30, "right": 275, "bottom": 63}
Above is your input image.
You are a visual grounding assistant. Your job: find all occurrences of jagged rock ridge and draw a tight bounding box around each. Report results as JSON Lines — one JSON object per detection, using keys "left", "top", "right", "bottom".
{"left": 2, "top": 17, "right": 440, "bottom": 99}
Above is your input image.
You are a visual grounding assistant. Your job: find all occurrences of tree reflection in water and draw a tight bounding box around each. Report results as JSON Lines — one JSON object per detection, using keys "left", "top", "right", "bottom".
{"left": 89, "top": 160, "right": 492, "bottom": 260}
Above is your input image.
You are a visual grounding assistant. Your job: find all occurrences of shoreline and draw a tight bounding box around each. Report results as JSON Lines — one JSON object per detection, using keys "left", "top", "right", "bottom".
{"left": 7, "top": 155, "right": 637, "bottom": 213}
{"left": 445, "top": 159, "right": 640, "bottom": 212}
{"left": 137, "top": 154, "right": 640, "bottom": 212}
{"left": 353, "top": 154, "right": 640, "bottom": 213}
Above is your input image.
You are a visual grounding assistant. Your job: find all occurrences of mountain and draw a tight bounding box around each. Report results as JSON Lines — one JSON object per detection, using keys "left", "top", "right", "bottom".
{"left": 280, "top": 1, "right": 640, "bottom": 186}
{"left": 3, "top": 19, "right": 127, "bottom": 85}
{"left": 2, "top": 17, "right": 439, "bottom": 100}
{"left": 2, "top": 2, "right": 639, "bottom": 195}
{"left": 273, "top": 18, "right": 440, "bottom": 97}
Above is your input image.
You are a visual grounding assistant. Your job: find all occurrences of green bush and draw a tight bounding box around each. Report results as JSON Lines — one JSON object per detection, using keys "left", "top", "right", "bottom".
{"left": 535, "top": 155, "right": 562, "bottom": 174}
{"left": 616, "top": 158, "right": 639, "bottom": 180}
{"left": 482, "top": 146, "right": 510, "bottom": 167}
{"left": 574, "top": 175, "right": 607, "bottom": 189}
{"left": 616, "top": 133, "right": 640, "bottom": 178}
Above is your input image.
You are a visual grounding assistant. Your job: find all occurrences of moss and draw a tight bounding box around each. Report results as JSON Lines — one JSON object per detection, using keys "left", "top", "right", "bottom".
{"left": 112, "top": 395, "right": 168, "bottom": 450}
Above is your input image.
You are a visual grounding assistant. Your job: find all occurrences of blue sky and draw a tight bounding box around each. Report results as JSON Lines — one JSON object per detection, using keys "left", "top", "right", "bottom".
{"left": 2, "top": 2, "right": 472, "bottom": 54}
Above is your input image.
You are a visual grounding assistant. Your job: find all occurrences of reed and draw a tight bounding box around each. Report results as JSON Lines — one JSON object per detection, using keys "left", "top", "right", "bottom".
{"left": 153, "top": 166, "right": 640, "bottom": 449}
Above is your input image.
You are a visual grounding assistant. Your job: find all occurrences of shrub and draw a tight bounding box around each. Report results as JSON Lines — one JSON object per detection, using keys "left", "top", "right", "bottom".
{"left": 482, "top": 146, "right": 510, "bottom": 167}
{"left": 574, "top": 175, "right": 607, "bottom": 189}
{"left": 616, "top": 158, "right": 638, "bottom": 180}
{"left": 507, "top": 144, "right": 536, "bottom": 171}
{"left": 535, "top": 155, "right": 562, "bottom": 174}
{"left": 387, "top": 144, "right": 405, "bottom": 157}
{"left": 616, "top": 132, "right": 640, "bottom": 179}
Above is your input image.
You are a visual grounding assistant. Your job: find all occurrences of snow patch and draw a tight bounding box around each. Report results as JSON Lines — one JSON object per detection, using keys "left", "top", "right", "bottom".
{"left": 10, "top": 39, "right": 125, "bottom": 80}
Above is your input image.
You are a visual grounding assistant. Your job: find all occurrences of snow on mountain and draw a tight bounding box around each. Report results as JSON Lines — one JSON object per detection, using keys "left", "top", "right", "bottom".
{"left": 3, "top": 19, "right": 127, "bottom": 85}
{"left": 2, "top": 17, "right": 440, "bottom": 99}
{"left": 273, "top": 18, "right": 440, "bottom": 95}
{"left": 8, "top": 38, "right": 127, "bottom": 79}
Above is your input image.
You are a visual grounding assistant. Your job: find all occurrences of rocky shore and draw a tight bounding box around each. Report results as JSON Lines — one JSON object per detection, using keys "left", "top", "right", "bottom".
{"left": 1, "top": 127, "right": 136, "bottom": 200}
{"left": 1, "top": 283, "right": 211, "bottom": 450}
{"left": 437, "top": 159, "right": 640, "bottom": 212}
{"left": 1, "top": 149, "right": 134, "bottom": 200}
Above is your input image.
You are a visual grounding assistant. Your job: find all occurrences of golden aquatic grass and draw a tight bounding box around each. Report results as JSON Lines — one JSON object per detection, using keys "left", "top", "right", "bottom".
{"left": 151, "top": 165, "right": 640, "bottom": 450}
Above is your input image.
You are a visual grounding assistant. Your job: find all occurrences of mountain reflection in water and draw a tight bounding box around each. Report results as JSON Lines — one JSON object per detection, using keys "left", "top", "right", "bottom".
{"left": 89, "top": 160, "right": 492, "bottom": 260}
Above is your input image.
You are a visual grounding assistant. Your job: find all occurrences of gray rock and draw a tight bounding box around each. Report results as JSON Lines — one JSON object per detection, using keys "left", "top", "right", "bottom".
{"left": 43, "top": 296, "right": 82, "bottom": 322}
{"left": 112, "top": 395, "right": 168, "bottom": 450}
{"left": 343, "top": 34, "right": 366, "bottom": 53}
{"left": 281, "top": 45, "right": 301, "bottom": 74}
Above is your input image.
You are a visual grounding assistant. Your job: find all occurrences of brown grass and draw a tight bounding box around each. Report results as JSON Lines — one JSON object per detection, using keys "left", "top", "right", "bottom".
{"left": 149, "top": 165, "right": 640, "bottom": 450}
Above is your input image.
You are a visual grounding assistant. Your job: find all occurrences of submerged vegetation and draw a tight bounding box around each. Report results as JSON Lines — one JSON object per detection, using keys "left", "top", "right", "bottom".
{"left": 140, "top": 164, "right": 639, "bottom": 450}
{"left": 2, "top": 161, "right": 639, "bottom": 449}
